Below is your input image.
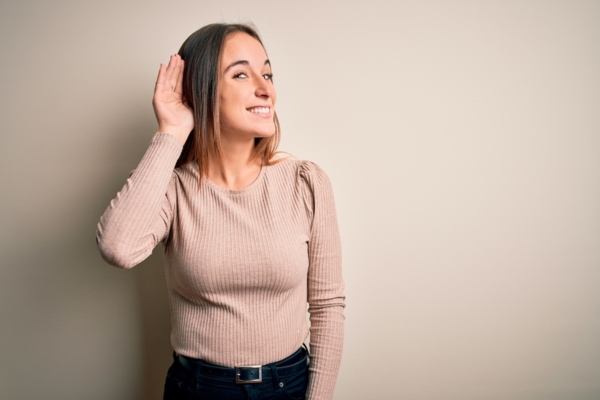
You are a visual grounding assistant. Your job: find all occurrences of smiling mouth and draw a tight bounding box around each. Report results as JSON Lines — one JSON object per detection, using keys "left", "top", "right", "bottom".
{"left": 246, "top": 106, "right": 271, "bottom": 115}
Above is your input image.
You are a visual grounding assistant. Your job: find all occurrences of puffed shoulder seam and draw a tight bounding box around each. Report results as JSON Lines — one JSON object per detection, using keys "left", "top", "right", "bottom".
{"left": 297, "top": 159, "right": 329, "bottom": 179}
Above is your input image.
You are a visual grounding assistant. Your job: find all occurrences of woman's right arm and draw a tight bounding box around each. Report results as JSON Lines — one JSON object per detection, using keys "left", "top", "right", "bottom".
{"left": 96, "top": 55, "right": 193, "bottom": 268}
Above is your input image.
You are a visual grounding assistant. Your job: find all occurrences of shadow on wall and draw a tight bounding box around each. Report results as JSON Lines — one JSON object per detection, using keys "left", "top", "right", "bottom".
{"left": 135, "top": 251, "right": 172, "bottom": 400}
{"left": 2, "top": 212, "right": 172, "bottom": 399}
{"left": 2, "top": 115, "right": 172, "bottom": 399}
{"left": 98, "top": 115, "right": 174, "bottom": 400}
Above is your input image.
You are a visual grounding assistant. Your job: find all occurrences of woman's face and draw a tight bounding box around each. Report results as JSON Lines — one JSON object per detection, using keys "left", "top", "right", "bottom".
{"left": 218, "top": 32, "right": 277, "bottom": 140}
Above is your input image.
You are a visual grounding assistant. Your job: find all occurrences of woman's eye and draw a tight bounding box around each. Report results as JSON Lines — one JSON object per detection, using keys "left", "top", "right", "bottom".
{"left": 234, "top": 72, "right": 247, "bottom": 79}
{"left": 263, "top": 73, "right": 273, "bottom": 81}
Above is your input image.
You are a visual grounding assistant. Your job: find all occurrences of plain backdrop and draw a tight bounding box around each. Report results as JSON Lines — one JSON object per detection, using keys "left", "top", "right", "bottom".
{"left": 1, "top": 1, "right": 599, "bottom": 399}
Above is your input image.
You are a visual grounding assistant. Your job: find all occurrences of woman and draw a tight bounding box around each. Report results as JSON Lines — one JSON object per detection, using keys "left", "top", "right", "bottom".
{"left": 97, "top": 23, "right": 344, "bottom": 400}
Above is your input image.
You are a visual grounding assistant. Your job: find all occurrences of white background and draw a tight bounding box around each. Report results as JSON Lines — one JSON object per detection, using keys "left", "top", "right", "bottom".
{"left": 1, "top": 1, "right": 599, "bottom": 399}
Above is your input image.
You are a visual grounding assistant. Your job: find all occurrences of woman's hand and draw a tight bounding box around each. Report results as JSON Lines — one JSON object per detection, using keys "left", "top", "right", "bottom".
{"left": 152, "top": 54, "right": 194, "bottom": 145}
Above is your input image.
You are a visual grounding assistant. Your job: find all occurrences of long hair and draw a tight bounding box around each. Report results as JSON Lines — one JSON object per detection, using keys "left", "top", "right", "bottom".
{"left": 175, "top": 23, "right": 281, "bottom": 183}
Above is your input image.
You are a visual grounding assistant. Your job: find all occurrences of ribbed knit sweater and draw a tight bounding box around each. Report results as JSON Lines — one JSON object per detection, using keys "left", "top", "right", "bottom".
{"left": 96, "top": 133, "right": 345, "bottom": 399}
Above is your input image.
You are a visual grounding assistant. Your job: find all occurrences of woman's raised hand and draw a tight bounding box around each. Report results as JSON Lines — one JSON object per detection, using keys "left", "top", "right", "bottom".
{"left": 153, "top": 54, "right": 194, "bottom": 145}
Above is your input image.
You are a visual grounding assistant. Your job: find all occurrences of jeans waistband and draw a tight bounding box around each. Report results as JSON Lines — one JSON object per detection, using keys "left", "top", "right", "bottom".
{"left": 175, "top": 346, "right": 308, "bottom": 383}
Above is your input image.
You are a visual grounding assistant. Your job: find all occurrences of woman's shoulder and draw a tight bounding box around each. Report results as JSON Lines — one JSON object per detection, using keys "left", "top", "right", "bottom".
{"left": 265, "top": 158, "right": 333, "bottom": 195}
{"left": 266, "top": 157, "right": 328, "bottom": 178}
{"left": 171, "top": 161, "right": 199, "bottom": 184}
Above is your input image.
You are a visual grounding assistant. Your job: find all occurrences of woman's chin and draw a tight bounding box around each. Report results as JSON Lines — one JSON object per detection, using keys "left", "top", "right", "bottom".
{"left": 252, "top": 127, "right": 277, "bottom": 138}
{"left": 255, "top": 131, "right": 276, "bottom": 139}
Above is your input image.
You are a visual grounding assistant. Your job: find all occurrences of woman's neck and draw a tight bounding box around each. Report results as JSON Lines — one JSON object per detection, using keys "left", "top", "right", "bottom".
{"left": 207, "top": 136, "right": 262, "bottom": 190}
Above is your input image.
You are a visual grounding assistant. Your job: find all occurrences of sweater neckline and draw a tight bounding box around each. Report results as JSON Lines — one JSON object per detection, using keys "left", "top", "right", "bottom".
{"left": 203, "top": 165, "right": 266, "bottom": 194}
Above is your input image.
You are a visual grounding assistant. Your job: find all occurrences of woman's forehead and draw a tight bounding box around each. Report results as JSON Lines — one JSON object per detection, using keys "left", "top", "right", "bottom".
{"left": 221, "top": 32, "right": 268, "bottom": 68}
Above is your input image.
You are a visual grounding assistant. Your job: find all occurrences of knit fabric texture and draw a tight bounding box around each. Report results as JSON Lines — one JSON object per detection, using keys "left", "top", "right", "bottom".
{"left": 97, "top": 133, "right": 345, "bottom": 399}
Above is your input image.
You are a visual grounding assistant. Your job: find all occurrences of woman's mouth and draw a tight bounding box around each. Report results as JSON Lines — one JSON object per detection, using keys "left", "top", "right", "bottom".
{"left": 246, "top": 106, "right": 271, "bottom": 115}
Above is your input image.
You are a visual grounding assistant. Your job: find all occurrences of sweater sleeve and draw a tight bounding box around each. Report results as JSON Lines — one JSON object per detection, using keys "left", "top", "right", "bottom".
{"left": 300, "top": 162, "right": 345, "bottom": 400}
{"left": 96, "top": 133, "right": 183, "bottom": 269}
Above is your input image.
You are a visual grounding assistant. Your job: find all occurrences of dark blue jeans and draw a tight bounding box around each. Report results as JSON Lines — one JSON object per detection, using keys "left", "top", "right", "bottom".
{"left": 163, "top": 347, "right": 309, "bottom": 400}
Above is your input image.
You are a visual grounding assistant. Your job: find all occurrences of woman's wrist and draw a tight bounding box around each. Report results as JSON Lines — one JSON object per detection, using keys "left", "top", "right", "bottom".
{"left": 157, "top": 126, "right": 190, "bottom": 145}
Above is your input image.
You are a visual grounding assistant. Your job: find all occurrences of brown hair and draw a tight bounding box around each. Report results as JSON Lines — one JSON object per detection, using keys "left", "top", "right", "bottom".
{"left": 175, "top": 23, "right": 281, "bottom": 182}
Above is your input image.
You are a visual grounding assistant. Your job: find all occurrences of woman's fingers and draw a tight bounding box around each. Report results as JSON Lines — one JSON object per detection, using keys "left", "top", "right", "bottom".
{"left": 165, "top": 55, "right": 183, "bottom": 94}
{"left": 155, "top": 56, "right": 174, "bottom": 94}
{"left": 154, "top": 55, "right": 185, "bottom": 102}
{"left": 154, "top": 63, "right": 167, "bottom": 96}
{"left": 174, "top": 58, "right": 184, "bottom": 96}
{"left": 152, "top": 54, "right": 193, "bottom": 144}
{"left": 165, "top": 55, "right": 177, "bottom": 92}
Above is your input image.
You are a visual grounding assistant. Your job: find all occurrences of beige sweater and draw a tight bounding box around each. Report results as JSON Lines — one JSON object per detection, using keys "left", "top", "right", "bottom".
{"left": 97, "top": 133, "right": 345, "bottom": 399}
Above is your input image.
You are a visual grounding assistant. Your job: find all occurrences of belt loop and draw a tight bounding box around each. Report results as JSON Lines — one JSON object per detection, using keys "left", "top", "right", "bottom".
{"left": 269, "top": 364, "right": 280, "bottom": 391}
{"left": 192, "top": 358, "right": 203, "bottom": 392}
{"left": 302, "top": 343, "right": 310, "bottom": 363}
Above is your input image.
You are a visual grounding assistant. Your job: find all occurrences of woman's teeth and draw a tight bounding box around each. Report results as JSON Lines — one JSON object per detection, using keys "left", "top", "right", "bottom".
{"left": 248, "top": 107, "right": 270, "bottom": 114}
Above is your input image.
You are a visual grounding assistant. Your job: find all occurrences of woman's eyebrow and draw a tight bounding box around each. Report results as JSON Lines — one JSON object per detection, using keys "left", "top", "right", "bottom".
{"left": 224, "top": 59, "right": 271, "bottom": 73}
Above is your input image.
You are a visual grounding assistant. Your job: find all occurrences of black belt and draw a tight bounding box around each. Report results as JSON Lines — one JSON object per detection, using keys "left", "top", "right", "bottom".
{"left": 176, "top": 346, "right": 308, "bottom": 384}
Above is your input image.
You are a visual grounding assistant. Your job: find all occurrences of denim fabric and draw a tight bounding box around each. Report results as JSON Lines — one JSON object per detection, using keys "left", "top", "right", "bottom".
{"left": 163, "top": 347, "right": 308, "bottom": 400}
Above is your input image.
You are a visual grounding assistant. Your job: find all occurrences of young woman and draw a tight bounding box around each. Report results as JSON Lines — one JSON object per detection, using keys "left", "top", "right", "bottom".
{"left": 97, "top": 23, "right": 345, "bottom": 400}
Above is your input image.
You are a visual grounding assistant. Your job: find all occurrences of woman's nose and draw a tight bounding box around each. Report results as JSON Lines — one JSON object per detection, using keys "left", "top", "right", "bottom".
{"left": 254, "top": 78, "right": 274, "bottom": 99}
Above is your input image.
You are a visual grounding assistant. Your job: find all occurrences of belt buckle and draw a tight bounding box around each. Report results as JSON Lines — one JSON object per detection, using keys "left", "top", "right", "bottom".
{"left": 235, "top": 365, "right": 262, "bottom": 384}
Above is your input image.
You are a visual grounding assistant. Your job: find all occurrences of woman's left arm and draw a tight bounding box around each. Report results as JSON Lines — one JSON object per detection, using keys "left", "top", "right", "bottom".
{"left": 302, "top": 162, "right": 346, "bottom": 400}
